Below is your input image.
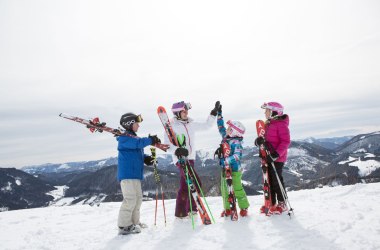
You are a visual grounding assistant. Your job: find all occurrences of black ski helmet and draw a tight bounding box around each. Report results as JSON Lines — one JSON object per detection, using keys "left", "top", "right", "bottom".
{"left": 120, "top": 113, "right": 143, "bottom": 130}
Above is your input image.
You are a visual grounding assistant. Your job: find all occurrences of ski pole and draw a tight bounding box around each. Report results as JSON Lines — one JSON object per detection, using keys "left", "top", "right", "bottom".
{"left": 184, "top": 163, "right": 195, "bottom": 230}
{"left": 155, "top": 186, "right": 158, "bottom": 226}
{"left": 188, "top": 164, "right": 215, "bottom": 224}
{"left": 269, "top": 161, "right": 294, "bottom": 218}
{"left": 151, "top": 147, "right": 167, "bottom": 226}
{"left": 262, "top": 141, "right": 294, "bottom": 218}
{"left": 160, "top": 184, "right": 167, "bottom": 226}
{"left": 221, "top": 171, "right": 227, "bottom": 212}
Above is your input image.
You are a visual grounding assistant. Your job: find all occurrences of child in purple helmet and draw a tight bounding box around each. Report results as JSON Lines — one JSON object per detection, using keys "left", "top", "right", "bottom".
{"left": 255, "top": 102, "right": 291, "bottom": 215}
{"left": 164, "top": 101, "right": 219, "bottom": 218}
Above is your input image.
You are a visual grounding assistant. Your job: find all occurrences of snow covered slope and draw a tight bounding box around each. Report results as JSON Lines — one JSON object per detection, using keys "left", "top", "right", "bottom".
{"left": 1, "top": 183, "right": 379, "bottom": 250}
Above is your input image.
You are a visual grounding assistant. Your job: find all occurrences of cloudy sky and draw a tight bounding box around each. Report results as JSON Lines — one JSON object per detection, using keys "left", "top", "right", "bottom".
{"left": 1, "top": 0, "right": 379, "bottom": 168}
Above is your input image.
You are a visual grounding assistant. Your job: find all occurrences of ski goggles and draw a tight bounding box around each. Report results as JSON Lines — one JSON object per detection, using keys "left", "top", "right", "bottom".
{"left": 171, "top": 101, "right": 192, "bottom": 113}
{"left": 123, "top": 114, "right": 143, "bottom": 126}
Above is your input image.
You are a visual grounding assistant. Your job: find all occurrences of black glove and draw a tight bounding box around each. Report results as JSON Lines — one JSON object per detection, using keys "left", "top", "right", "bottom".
{"left": 255, "top": 137, "right": 265, "bottom": 146}
{"left": 149, "top": 134, "right": 161, "bottom": 145}
{"left": 144, "top": 156, "right": 154, "bottom": 166}
{"left": 214, "top": 147, "right": 222, "bottom": 159}
{"left": 218, "top": 104, "right": 222, "bottom": 114}
{"left": 210, "top": 101, "right": 221, "bottom": 116}
{"left": 266, "top": 151, "right": 279, "bottom": 163}
{"left": 175, "top": 147, "right": 189, "bottom": 158}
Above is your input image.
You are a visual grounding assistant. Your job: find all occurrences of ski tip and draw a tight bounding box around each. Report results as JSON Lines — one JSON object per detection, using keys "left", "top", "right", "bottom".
{"left": 157, "top": 106, "right": 166, "bottom": 113}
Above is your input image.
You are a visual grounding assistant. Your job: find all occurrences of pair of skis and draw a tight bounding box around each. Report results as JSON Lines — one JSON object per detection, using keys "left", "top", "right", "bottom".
{"left": 157, "top": 106, "right": 214, "bottom": 227}
{"left": 59, "top": 113, "right": 169, "bottom": 152}
{"left": 256, "top": 120, "right": 294, "bottom": 218}
{"left": 215, "top": 142, "right": 239, "bottom": 221}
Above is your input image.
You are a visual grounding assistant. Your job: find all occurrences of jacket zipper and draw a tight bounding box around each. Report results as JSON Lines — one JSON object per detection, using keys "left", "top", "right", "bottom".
{"left": 182, "top": 123, "right": 192, "bottom": 153}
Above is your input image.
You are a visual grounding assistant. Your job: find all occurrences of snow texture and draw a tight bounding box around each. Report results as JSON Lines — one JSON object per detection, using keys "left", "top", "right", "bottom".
{"left": 1, "top": 183, "right": 380, "bottom": 250}
{"left": 349, "top": 159, "right": 380, "bottom": 177}
{"left": 47, "top": 186, "right": 68, "bottom": 201}
{"left": 339, "top": 155, "right": 380, "bottom": 176}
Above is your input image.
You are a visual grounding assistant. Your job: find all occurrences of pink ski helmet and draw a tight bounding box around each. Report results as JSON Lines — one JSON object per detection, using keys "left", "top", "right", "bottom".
{"left": 261, "top": 102, "right": 284, "bottom": 116}
{"left": 226, "top": 120, "right": 246, "bottom": 137}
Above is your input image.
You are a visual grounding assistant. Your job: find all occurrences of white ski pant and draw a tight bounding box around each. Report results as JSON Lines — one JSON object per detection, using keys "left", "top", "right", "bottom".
{"left": 118, "top": 179, "right": 142, "bottom": 228}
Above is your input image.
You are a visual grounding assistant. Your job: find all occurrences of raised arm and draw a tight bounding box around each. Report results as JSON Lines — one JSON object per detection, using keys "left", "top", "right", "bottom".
{"left": 191, "top": 101, "right": 220, "bottom": 131}
{"left": 216, "top": 104, "right": 226, "bottom": 138}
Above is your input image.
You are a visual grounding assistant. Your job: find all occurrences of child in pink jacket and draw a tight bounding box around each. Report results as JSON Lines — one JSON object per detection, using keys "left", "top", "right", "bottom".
{"left": 255, "top": 102, "right": 291, "bottom": 215}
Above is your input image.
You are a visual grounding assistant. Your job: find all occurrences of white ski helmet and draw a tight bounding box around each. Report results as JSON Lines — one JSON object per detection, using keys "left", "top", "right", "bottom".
{"left": 226, "top": 120, "right": 246, "bottom": 137}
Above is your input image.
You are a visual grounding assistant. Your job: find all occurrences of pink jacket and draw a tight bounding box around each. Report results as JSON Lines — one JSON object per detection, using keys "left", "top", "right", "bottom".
{"left": 265, "top": 115, "right": 291, "bottom": 163}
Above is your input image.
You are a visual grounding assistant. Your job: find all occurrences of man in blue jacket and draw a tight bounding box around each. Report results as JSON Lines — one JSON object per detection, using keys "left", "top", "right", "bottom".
{"left": 117, "top": 112, "right": 160, "bottom": 235}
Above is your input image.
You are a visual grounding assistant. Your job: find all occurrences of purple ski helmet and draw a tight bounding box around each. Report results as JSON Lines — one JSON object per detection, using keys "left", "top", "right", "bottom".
{"left": 171, "top": 101, "right": 192, "bottom": 118}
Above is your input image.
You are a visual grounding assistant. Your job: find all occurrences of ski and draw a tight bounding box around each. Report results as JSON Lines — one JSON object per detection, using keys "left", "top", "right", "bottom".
{"left": 221, "top": 142, "right": 238, "bottom": 221}
{"left": 256, "top": 120, "right": 272, "bottom": 216}
{"left": 157, "top": 106, "right": 213, "bottom": 226}
{"left": 59, "top": 113, "right": 169, "bottom": 152}
{"left": 157, "top": 107, "right": 178, "bottom": 146}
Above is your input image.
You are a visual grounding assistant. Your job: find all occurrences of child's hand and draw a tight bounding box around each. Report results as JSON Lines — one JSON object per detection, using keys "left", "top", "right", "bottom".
{"left": 255, "top": 137, "right": 265, "bottom": 146}
{"left": 144, "top": 156, "right": 154, "bottom": 166}
{"left": 266, "top": 151, "right": 279, "bottom": 163}
{"left": 210, "top": 101, "right": 221, "bottom": 116}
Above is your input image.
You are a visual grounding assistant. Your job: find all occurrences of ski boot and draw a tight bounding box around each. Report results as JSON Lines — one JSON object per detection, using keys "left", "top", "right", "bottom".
{"left": 221, "top": 209, "right": 232, "bottom": 217}
{"left": 240, "top": 208, "right": 248, "bottom": 217}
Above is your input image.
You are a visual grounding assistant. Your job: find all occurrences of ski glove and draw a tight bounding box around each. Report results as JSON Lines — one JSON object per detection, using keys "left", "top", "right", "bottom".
{"left": 217, "top": 104, "right": 222, "bottom": 115}
{"left": 214, "top": 146, "right": 223, "bottom": 159}
{"left": 149, "top": 134, "right": 161, "bottom": 145}
{"left": 175, "top": 148, "right": 189, "bottom": 158}
{"left": 266, "top": 151, "right": 279, "bottom": 163}
{"left": 144, "top": 156, "right": 154, "bottom": 166}
{"left": 210, "top": 101, "right": 221, "bottom": 116}
{"left": 255, "top": 137, "right": 265, "bottom": 147}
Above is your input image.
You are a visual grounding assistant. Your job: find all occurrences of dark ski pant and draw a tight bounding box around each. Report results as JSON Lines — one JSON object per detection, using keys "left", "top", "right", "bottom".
{"left": 175, "top": 160, "right": 202, "bottom": 218}
{"left": 268, "top": 162, "right": 285, "bottom": 205}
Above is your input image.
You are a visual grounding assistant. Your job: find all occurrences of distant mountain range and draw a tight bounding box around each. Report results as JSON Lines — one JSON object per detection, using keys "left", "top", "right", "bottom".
{"left": 1, "top": 132, "right": 380, "bottom": 211}
{"left": 299, "top": 135, "right": 354, "bottom": 149}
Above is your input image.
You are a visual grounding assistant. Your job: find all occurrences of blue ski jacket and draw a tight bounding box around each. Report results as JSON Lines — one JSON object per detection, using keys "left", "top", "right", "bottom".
{"left": 117, "top": 131, "right": 152, "bottom": 181}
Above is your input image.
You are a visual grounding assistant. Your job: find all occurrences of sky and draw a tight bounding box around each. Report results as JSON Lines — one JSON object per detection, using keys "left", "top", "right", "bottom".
{"left": 1, "top": 0, "right": 380, "bottom": 168}
{"left": 1, "top": 183, "right": 380, "bottom": 249}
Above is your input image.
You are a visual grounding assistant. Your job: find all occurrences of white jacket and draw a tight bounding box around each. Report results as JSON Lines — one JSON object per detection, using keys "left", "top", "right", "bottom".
{"left": 164, "top": 115, "right": 216, "bottom": 160}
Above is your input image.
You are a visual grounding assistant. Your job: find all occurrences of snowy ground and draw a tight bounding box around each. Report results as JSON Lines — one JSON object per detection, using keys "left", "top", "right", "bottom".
{"left": 1, "top": 183, "right": 380, "bottom": 250}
